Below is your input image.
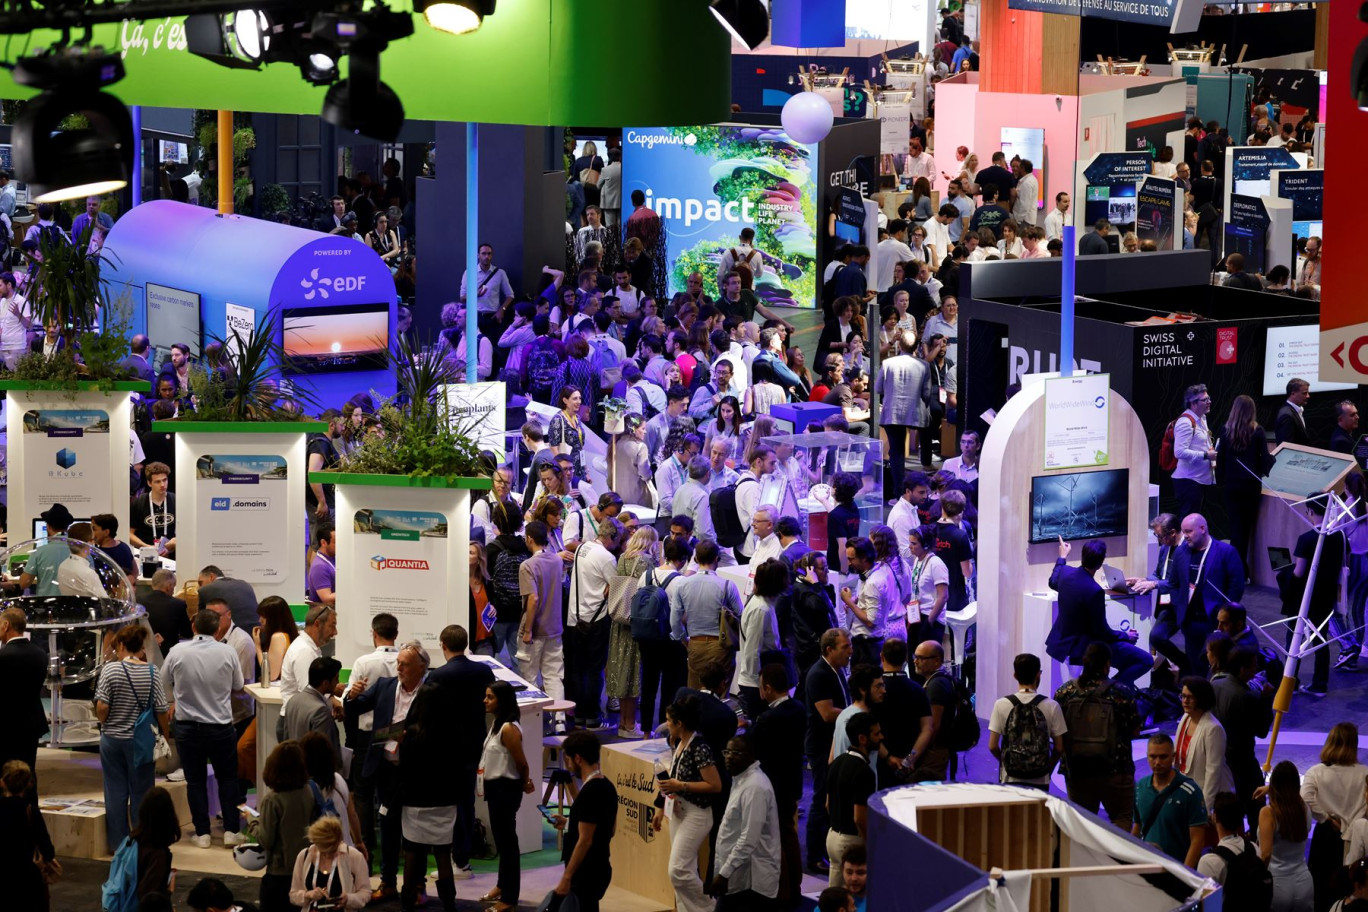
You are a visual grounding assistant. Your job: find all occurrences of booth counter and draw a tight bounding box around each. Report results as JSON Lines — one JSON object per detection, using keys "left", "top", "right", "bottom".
{"left": 600, "top": 738, "right": 677, "bottom": 908}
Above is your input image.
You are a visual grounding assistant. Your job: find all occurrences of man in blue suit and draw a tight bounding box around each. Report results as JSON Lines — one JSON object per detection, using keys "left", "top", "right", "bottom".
{"left": 425, "top": 625, "right": 495, "bottom": 878}
{"left": 1179, "top": 513, "right": 1245, "bottom": 677}
{"left": 345, "top": 641, "right": 430, "bottom": 903}
{"left": 1047, "top": 538, "right": 1151, "bottom": 684}
{"left": 752, "top": 326, "right": 808, "bottom": 399}
{"left": 1129, "top": 513, "right": 1192, "bottom": 675}
{"left": 119, "top": 334, "right": 157, "bottom": 384}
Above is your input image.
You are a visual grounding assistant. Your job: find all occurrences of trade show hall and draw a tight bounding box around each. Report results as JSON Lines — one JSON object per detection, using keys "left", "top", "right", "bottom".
{"left": 0, "top": 1, "right": 1355, "bottom": 912}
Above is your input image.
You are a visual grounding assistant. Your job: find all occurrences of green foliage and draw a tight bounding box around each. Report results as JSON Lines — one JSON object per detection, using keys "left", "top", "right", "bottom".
{"left": 5, "top": 350, "right": 84, "bottom": 385}
{"left": 233, "top": 176, "right": 253, "bottom": 213}
{"left": 333, "top": 333, "right": 492, "bottom": 481}
{"left": 27, "top": 222, "right": 111, "bottom": 340}
{"left": 175, "top": 309, "right": 317, "bottom": 422}
{"left": 260, "top": 183, "right": 290, "bottom": 216}
{"left": 75, "top": 303, "right": 136, "bottom": 384}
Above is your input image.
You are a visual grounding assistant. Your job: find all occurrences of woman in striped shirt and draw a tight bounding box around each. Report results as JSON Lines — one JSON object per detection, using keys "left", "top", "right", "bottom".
{"left": 95, "top": 624, "right": 169, "bottom": 853}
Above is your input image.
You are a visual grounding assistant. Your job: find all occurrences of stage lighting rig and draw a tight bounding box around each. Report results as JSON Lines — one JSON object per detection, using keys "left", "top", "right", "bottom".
{"left": 413, "top": 0, "right": 496, "bottom": 36}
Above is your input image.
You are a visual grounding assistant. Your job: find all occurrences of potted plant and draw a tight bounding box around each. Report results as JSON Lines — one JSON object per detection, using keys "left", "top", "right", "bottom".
{"left": 601, "top": 396, "right": 629, "bottom": 435}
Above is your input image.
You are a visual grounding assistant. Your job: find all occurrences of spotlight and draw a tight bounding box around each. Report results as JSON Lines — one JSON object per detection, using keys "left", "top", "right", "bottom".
{"left": 301, "top": 50, "right": 339, "bottom": 84}
{"left": 11, "top": 50, "right": 133, "bottom": 203}
{"left": 321, "top": 51, "right": 405, "bottom": 141}
{"left": 228, "top": 8, "right": 272, "bottom": 61}
{"left": 185, "top": 10, "right": 271, "bottom": 69}
{"left": 710, "top": 0, "right": 768, "bottom": 50}
{"left": 415, "top": 0, "right": 495, "bottom": 35}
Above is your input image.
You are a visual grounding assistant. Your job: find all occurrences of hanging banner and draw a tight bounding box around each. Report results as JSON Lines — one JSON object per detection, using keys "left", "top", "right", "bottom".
{"left": 22, "top": 409, "right": 112, "bottom": 517}
{"left": 441, "top": 382, "right": 506, "bottom": 456}
{"left": 224, "top": 302, "right": 256, "bottom": 359}
{"left": 1135, "top": 175, "right": 1180, "bottom": 250}
{"left": 1225, "top": 195, "right": 1271, "bottom": 275}
{"left": 1322, "top": 0, "right": 1359, "bottom": 383}
{"left": 1043, "top": 373, "right": 1110, "bottom": 470}
{"left": 877, "top": 101, "right": 912, "bottom": 157}
{"left": 194, "top": 454, "right": 289, "bottom": 584}
{"left": 1006, "top": 0, "right": 1174, "bottom": 27}
{"left": 351, "top": 508, "right": 450, "bottom": 646}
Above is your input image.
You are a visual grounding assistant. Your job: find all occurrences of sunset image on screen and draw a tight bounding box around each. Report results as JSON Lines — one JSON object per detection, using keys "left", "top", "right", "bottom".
{"left": 283, "top": 306, "right": 388, "bottom": 372}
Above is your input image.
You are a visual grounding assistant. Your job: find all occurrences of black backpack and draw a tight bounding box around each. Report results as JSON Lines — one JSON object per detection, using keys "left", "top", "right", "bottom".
{"left": 629, "top": 567, "right": 680, "bottom": 641}
{"left": 1211, "top": 840, "right": 1273, "bottom": 912}
{"left": 942, "top": 671, "right": 981, "bottom": 752}
{"left": 488, "top": 545, "right": 529, "bottom": 618}
{"left": 1062, "top": 680, "right": 1117, "bottom": 769}
{"left": 629, "top": 384, "right": 660, "bottom": 421}
{"left": 709, "top": 476, "right": 757, "bottom": 548}
{"left": 1001, "top": 694, "right": 1053, "bottom": 780}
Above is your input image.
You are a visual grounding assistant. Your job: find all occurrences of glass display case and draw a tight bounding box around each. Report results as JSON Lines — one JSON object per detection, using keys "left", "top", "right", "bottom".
{"left": 761, "top": 431, "right": 883, "bottom": 547}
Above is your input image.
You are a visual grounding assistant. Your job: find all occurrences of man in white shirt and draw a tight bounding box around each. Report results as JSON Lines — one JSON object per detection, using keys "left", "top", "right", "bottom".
{"left": 922, "top": 205, "right": 957, "bottom": 266}
{"left": 940, "top": 430, "right": 981, "bottom": 484}
{"left": 653, "top": 434, "right": 698, "bottom": 516}
{"left": 746, "top": 507, "right": 784, "bottom": 597}
{"left": 459, "top": 242, "right": 515, "bottom": 337}
{"left": 57, "top": 523, "right": 106, "bottom": 598}
{"left": 736, "top": 447, "right": 775, "bottom": 563}
{"left": 987, "top": 653, "right": 1067, "bottom": 789}
{"left": 609, "top": 264, "right": 645, "bottom": 317}
{"left": 707, "top": 438, "right": 741, "bottom": 492}
{"left": 887, "top": 475, "right": 927, "bottom": 563}
{"left": 203, "top": 596, "right": 258, "bottom": 726}
{"left": 717, "top": 227, "right": 764, "bottom": 285}
{"left": 710, "top": 734, "right": 782, "bottom": 905}
{"left": 874, "top": 220, "right": 915, "bottom": 292}
{"left": 901, "top": 136, "right": 936, "bottom": 183}
{"left": 840, "top": 538, "right": 905, "bottom": 665}
{"left": 1012, "top": 159, "right": 1040, "bottom": 227}
{"left": 0, "top": 271, "right": 31, "bottom": 370}
{"left": 566, "top": 518, "right": 623, "bottom": 728}
{"left": 1043, "top": 191, "right": 1070, "bottom": 242}
{"left": 1196, "top": 793, "right": 1254, "bottom": 884}
{"left": 279, "top": 604, "right": 337, "bottom": 707}
{"left": 343, "top": 612, "right": 401, "bottom": 731}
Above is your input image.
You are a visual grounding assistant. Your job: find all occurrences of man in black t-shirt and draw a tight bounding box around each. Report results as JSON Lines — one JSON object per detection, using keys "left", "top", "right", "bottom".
{"left": 876, "top": 638, "right": 932, "bottom": 767}
{"left": 826, "top": 711, "right": 880, "bottom": 888}
{"left": 804, "top": 628, "right": 852, "bottom": 875}
{"left": 306, "top": 411, "right": 342, "bottom": 523}
{"left": 130, "top": 461, "right": 176, "bottom": 556}
{"left": 556, "top": 731, "right": 617, "bottom": 912}
{"left": 1288, "top": 494, "right": 1347, "bottom": 696}
{"left": 931, "top": 494, "right": 974, "bottom": 613}
{"left": 973, "top": 153, "right": 1017, "bottom": 207}
{"left": 912, "top": 642, "right": 958, "bottom": 781}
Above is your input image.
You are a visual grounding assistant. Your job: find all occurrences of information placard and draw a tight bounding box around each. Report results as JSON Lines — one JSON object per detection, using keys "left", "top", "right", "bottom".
{"left": 1263, "top": 444, "right": 1357, "bottom": 499}
{"left": 351, "top": 508, "right": 450, "bottom": 647}
{"left": 1261, "top": 325, "right": 1355, "bottom": 397}
{"left": 22, "top": 409, "right": 111, "bottom": 515}
{"left": 442, "top": 381, "right": 506, "bottom": 456}
{"left": 194, "top": 454, "right": 289, "bottom": 584}
{"left": 1043, "top": 373, "right": 1110, "bottom": 470}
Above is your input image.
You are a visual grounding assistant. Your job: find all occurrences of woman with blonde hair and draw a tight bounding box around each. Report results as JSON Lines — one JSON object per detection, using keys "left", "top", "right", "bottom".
{"left": 607, "top": 526, "right": 660, "bottom": 737}
{"left": 288, "top": 815, "right": 371, "bottom": 909}
{"left": 1303, "top": 723, "right": 1368, "bottom": 910}
{"left": 1216, "top": 393, "right": 1272, "bottom": 572}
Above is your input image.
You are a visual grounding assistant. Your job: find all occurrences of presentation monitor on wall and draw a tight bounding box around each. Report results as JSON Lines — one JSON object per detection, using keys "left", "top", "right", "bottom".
{"left": 282, "top": 303, "right": 389, "bottom": 374}
{"left": 1028, "top": 468, "right": 1130, "bottom": 544}
{"left": 999, "top": 127, "right": 1044, "bottom": 209}
{"left": 1261, "top": 324, "right": 1356, "bottom": 398}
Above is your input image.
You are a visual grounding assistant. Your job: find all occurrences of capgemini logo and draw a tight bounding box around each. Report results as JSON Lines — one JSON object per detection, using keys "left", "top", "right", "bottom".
{"left": 55, "top": 448, "right": 76, "bottom": 469}
{"left": 301, "top": 268, "right": 333, "bottom": 300}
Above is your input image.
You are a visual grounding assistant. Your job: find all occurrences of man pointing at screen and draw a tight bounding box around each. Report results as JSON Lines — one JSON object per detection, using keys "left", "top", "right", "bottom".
{"left": 1045, "top": 537, "right": 1152, "bottom": 685}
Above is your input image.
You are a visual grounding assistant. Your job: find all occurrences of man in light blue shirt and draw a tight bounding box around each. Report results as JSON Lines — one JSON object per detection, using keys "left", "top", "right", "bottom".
{"left": 71, "top": 195, "right": 114, "bottom": 241}
{"left": 669, "top": 539, "right": 742, "bottom": 687}
{"left": 945, "top": 180, "right": 974, "bottom": 243}
{"left": 671, "top": 456, "right": 717, "bottom": 543}
{"left": 20, "top": 503, "right": 76, "bottom": 597}
{"left": 653, "top": 434, "right": 701, "bottom": 515}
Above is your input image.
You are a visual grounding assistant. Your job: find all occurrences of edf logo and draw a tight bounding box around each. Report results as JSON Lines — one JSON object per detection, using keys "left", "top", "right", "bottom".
{"left": 55, "top": 448, "right": 76, "bottom": 469}
{"left": 211, "top": 497, "right": 231, "bottom": 511}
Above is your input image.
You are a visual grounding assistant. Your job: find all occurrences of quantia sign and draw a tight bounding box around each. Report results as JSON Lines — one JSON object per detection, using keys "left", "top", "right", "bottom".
{"left": 369, "top": 556, "right": 430, "bottom": 571}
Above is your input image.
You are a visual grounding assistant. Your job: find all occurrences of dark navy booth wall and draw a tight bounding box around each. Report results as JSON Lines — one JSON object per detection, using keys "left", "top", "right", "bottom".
{"left": 102, "top": 200, "right": 397, "bottom": 408}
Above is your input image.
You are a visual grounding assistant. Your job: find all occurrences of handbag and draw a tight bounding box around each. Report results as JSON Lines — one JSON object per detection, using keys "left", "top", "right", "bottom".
{"left": 606, "top": 573, "right": 638, "bottom": 626}
{"left": 536, "top": 890, "right": 581, "bottom": 912}
{"left": 719, "top": 588, "right": 741, "bottom": 651}
{"left": 122, "top": 663, "right": 159, "bottom": 767}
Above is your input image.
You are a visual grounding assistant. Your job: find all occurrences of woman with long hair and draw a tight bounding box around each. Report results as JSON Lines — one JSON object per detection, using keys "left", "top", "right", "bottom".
{"left": 300, "top": 731, "right": 364, "bottom": 852}
{"left": 479, "top": 681, "right": 534, "bottom": 912}
{"left": 1258, "top": 760, "right": 1314, "bottom": 911}
{"left": 257, "top": 595, "right": 299, "bottom": 683}
{"left": 870, "top": 522, "right": 912, "bottom": 629}
{"left": 287, "top": 815, "right": 371, "bottom": 910}
{"left": 704, "top": 396, "right": 742, "bottom": 454}
{"left": 608, "top": 526, "right": 660, "bottom": 737}
{"left": 745, "top": 358, "right": 786, "bottom": 419}
{"left": 912, "top": 177, "right": 935, "bottom": 222}
{"left": 736, "top": 555, "right": 786, "bottom": 720}
{"left": 615, "top": 414, "right": 654, "bottom": 508}
{"left": 468, "top": 541, "right": 496, "bottom": 655}
{"left": 654, "top": 696, "right": 723, "bottom": 912}
{"left": 786, "top": 345, "right": 813, "bottom": 388}
{"left": 254, "top": 741, "right": 317, "bottom": 912}
{"left": 687, "top": 322, "right": 714, "bottom": 369}
{"left": 368, "top": 212, "right": 401, "bottom": 266}
{"left": 550, "top": 284, "right": 578, "bottom": 338}
{"left": 1174, "top": 676, "right": 1234, "bottom": 813}
{"left": 1305, "top": 724, "right": 1368, "bottom": 911}
{"left": 95, "top": 624, "right": 169, "bottom": 853}
{"left": 1216, "top": 393, "right": 1273, "bottom": 573}
{"left": 742, "top": 413, "right": 777, "bottom": 468}
{"left": 131, "top": 786, "right": 181, "bottom": 902}
{"left": 547, "top": 382, "right": 587, "bottom": 478}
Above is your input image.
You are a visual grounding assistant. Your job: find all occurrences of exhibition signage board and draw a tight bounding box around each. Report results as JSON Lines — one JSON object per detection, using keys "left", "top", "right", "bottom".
{"left": 441, "top": 382, "right": 506, "bottom": 456}
{"left": 1135, "top": 176, "right": 1181, "bottom": 250}
{"left": 1322, "top": 0, "right": 1359, "bottom": 383}
{"left": 1006, "top": 0, "right": 1175, "bottom": 26}
{"left": 1225, "top": 194, "right": 1271, "bottom": 275}
{"left": 877, "top": 101, "right": 912, "bottom": 157}
{"left": 621, "top": 125, "right": 820, "bottom": 309}
{"left": 1042, "top": 373, "right": 1110, "bottom": 470}
{"left": 1273, "top": 168, "right": 1323, "bottom": 262}
{"left": 0, "top": 383, "right": 145, "bottom": 544}
{"left": 321, "top": 472, "right": 490, "bottom": 669}
{"left": 0, "top": 1, "right": 730, "bottom": 127}
{"left": 224, "top": 303, "right": 256, "bottom": 361}
{"left": 1076, "top": 153, "right": 1152, "bottom": 241}
{"left": 166, "top": 423, "right": 322, "bottom": 605}
{"left": 1223, "top": 145, "right": 1304, "bottom": 224}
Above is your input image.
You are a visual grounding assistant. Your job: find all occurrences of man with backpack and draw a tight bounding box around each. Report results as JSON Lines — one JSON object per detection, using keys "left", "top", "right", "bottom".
{"left": 485, "top": 498, "right": 532, "bottom": 662}
{"left": 670, "top": 539, "right": 744, "bottom": 688}
{"left": 634, "top": 536, "right": 691, "bottom": 732}
{"left": 1054, "top": 643, "right": 1142, "bottom": 830}
{"left": 1197, "top": 791, "right": 1273, "bottom": 909}
{"left": 689, "top": 358, "right": 739, "bottom": 421}
{"left": 988, "top": 653, "right": 1067, "bottom": 791}
{"left": 719, "top": 445, "right": 773, "bottom": 566}
{"left": 910, "top": 641, "right": 969, "bottom": 781}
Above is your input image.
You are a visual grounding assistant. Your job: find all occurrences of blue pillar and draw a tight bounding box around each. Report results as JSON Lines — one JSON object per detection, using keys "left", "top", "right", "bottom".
{"left": 131, "top": 106, "right": 142, "bottom": 207}
{"left": 465, "top": 122, "right": 479, "bottom": 384}
{"left": 1060, "top": 225, "right": 1075, "bottom": 378}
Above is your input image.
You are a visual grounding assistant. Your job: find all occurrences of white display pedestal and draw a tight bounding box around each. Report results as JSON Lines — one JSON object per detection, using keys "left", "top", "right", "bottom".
{"left": 318, "top": 472, "right": 490, "bottom": 669}
{"left": 1, "top": 381, "right": 146, "bottom": 539}
{"left": 1022, "top": 587, "right": 1156, "bottom": 694}
{"left": 470, "top": 655, "right": 552, "bottom": 853}
{"left": 165, "top": 421, "right": 323, "bottom": 608}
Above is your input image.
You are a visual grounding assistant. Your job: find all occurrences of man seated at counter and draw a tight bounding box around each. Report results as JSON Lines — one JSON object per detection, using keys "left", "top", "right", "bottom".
{"left": 1045, "top": 537, "right": 1151, "bottom": 685}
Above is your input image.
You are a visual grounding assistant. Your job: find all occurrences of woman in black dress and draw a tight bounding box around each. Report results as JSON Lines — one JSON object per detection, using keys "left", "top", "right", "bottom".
{"left": 1215, "top": 393, "right": 1273, "bottom": 575}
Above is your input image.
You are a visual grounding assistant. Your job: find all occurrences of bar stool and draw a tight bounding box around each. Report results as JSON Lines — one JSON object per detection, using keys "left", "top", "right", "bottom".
{"left": 541, "top": 699, "right": 578, "bottom": 848}
{"left": 944, "top": 601, "right": 977, "bottom": 674}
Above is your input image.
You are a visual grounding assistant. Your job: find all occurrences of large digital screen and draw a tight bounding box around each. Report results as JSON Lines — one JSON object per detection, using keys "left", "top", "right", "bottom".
{"left": 1262, "top": 324, "right": 1356, "bottom": 398}
{"left": 282, "top": 303, "right": 389, "bottom": 374}
{"left": 1223, "top": 223, "right": 1265, "bottom": 276}
{"left": 1084, "top": 184, "right": 1137, "bottom": 233}
{"left": 1000, "top": 127, "right": 1045, "bottom": 209}
{"left": 1029, "top": 468, "right": 1130, "bottom": 544}
{"left": 621, "top": 125, "right": 819, "bottom": 309}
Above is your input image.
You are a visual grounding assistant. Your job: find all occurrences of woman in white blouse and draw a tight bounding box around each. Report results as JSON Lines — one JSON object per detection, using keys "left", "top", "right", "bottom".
{"left": 1174, "top": 675, "right": 1234, "bottom": 812}
{"left": 907, "top": 525, "right": 949, "bottom": 647}
{"left": 1303, "top": 723, "right": 1368, "bottom": 907}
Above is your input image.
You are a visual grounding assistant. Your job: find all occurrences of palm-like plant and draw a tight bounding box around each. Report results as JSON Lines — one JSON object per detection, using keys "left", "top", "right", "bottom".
{"left": 28, "top": 222, "right": 109, "bottom": 348}
{"left": 181, "top": 308, "right": 318, "bottom": 421}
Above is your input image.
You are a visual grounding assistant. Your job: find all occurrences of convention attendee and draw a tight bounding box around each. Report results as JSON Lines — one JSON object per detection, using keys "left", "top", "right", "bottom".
{"left": 792, "top": 553, "right": 839, "bottom": 697}
{"left": 73, "top": 195, "right": 115, "bottom": 238}
{"left": 130, "top": 461, "right": 176, "bottom": 557}
{"left": 90, "top": 513, "right": 136, "bottom": 579}
{"left": 941, "top": 430, "right": 980, "bottom": 484}
{"left": 95, "top": 625, "right": 170, "bottom": 853}
{"left": 196, "top": 564, "right": 260, "bottom": 642}
{"left": 553, "top": 731, "right": 618, "bottom": 912}
{"left": 876, "top": 638, "right": 932, "bottom": 778}
{"left": 1215, "top": 394, "right": 1273, "bottom": 574}
{"left": 929, "top": 491, "right": 974, "bottom": 614}
{"left": 710, "top": 734, "right": 781, "bottom": 909}
{"left": 717, "top": 227, "right": 764, "bottom": 287}
{"left": 655, "top": 695, "right": 723, "bottom": 912}
{"left": 974, "top": 151, "right": 1016, "bottom": 204}
{"left": 1046, "top": 539, "right": 1150, "bottom": 685}
{"left": 1222, "top": 253, "right": 1263, "bottom": 291}
{"left": 735, "top": 558, "right": 784, "bottom": 719}
{"left": 286, "top": 815, "right": 371, "bottom": 910}
{"left": 805, "top": 628, "right": 852, "bottom": 875}
{"left": 1275, "top": 377, "right": 1312, "bottom": 446}
{"left": 988, "top": 653, "right": 1066, "bottom": 790}
{"left": 750, "top": 663, "right": 806, "bottom": 905}
{"left": 1289, "top": 494, "right": 1348, "bottom": 697}
{"left": 1300, "top": 723, "right": 1368, "bottom": 910}
{"left": 278, "top": 605, "right": 337, "bottom": 708}
{"left": 1054, "top": 643, "right": 1140, "bottom": 829}
{"left": 1257, "top": 760, "right": 1315, "bottom": 910}
{"left": 304, "top": 523, "right": 336, "bottom": 608}
{"left": 277, "top": 657, "right": 343, "bottom": 767}
{"left": 56, "top": 523, "right": 106, "bottom": 598}
{"left": 479, "top": 681, "right": 534, "bottom": 912}
{"left": 1212, "top": 646, "right": 1274, "bottom": 831}
{"left": 1331, "top": 400, "right": 1360, "bottom": 454}
{"left": 1078, "top": 220, "right": 1112, "bottom": 255}
{"left": 825, "top": 712, "right": 881, "bottom": 887}
{"left": 1133, "top": 733, "right": 1206, "bottom": 869}
{"left": 254, "top": 741, "right": 315, "bottom": 911}
{"left": 670, "top": 538, "right": 743, "bottom": 687}
{"left": 968, "top": 186, "right": 1010, "bottom": 236}
{"left": 567, "top": 518, "right": 623, "bottom": 728}
{"left": 162, "top": 609, "right": 245, "bottom": 848}
{"left": 1180, "top": 512, "right": 1246, "bottom": 676}
{"left": 1174, "top": 676, "right": 1234, "bottom": 812}
{"left": 1172, "top": 384, "right": 1217, "bottom": 520}
{"left": 1044, "top": 192, "right": 1070, "bottom": 241}
{"left": 877, "top": 331, "right": 931, "bottom": 495}
{"left": 910, "top": 641, "right": 959, "bottom": 782}
{"left": 1196, "top": 791, "right": 1255, "bottom": 886}
{"left": 141, "top": 569, "right": 189, "bottom": 653}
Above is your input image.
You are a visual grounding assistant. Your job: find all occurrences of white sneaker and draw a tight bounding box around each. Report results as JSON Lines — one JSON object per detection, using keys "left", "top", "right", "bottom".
{"left": 223, "top": 831, "right": 247, "bottom": 847}
{"left": 165, "top": 768, "right": 185, "bottom": 782}
{"left": 191, "top": 833, "right": 212, "bottom": 849}
{"left": 453, "top": 865, "right": 474, "bottom": 880}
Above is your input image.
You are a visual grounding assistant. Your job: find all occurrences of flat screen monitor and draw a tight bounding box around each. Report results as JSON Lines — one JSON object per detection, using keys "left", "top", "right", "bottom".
{"left": 33, "top": 517, "right": 87, "bottom": 541}
{"left": 1223, "top": 223, "right": 1265, "bottom": 276}
{"left": 1028, "top": 468, "right": 1129, "bottom": 544}
{"left": 999, "top": 127, "right": 1045, "bottom": 209}
{"left": 1084, "top": 183, "right": 1137, "bottom": 233}
{"left": 158, "top": 139, "right": 189, "bottom": 165}
{"left": 282, "top": 303, "right": 389, "bottom": 374}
